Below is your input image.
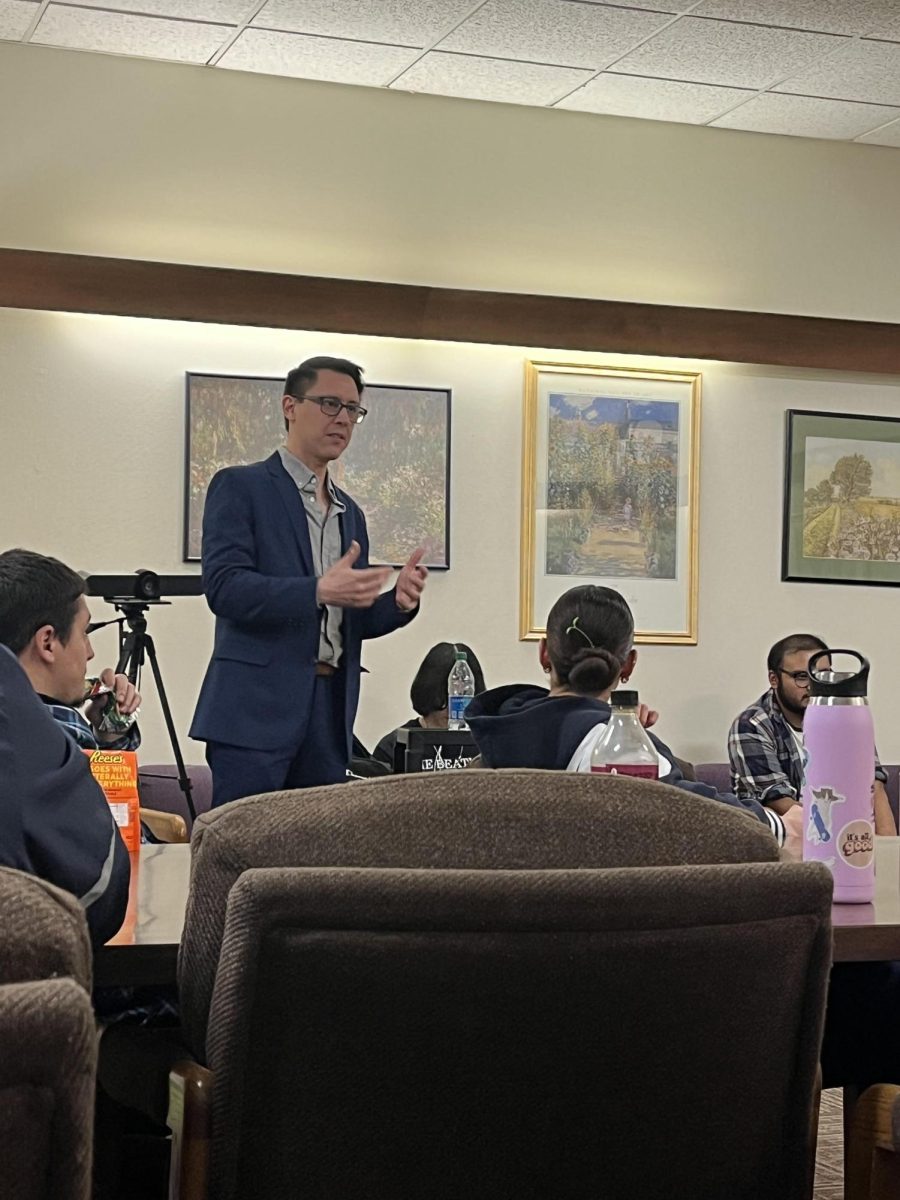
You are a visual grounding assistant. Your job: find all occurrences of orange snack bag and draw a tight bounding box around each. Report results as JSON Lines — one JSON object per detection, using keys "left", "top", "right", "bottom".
{"left": 84, "top": 749, "right": 141, "bottom": 852}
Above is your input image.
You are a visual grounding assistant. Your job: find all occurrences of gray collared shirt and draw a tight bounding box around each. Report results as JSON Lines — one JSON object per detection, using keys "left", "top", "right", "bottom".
{"left": 278, "top": 445, "right": 346, "bottom": 666}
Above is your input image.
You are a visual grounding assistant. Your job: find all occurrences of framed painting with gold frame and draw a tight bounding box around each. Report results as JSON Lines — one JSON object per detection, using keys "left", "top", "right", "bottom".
{"left": 520, "top": 360, "right": 700, "bottom": 644}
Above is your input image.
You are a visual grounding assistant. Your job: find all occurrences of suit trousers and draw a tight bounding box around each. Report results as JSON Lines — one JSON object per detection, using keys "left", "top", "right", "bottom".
{"left": 206, "top": 672, "right": 349, "bottom": 808}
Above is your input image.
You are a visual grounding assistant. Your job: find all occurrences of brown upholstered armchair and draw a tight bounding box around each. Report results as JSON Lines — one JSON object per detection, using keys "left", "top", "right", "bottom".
{"left": 0, "top": 867, "right": 93, "bottom": 991}
{"left": 158, "top": 768, "right": 816, "bottom": 1200}
{"left": 0, "top": 867, "right": 96, "bottom": 1200}
{"left": 175, "top": 857, "right": 831, "bottom": 1199}
{"left": 0, "top": 978, "right": 97, "bottom": 1200}
{"left": 847, "top": 1085, "right": 900, "bottom": 1199}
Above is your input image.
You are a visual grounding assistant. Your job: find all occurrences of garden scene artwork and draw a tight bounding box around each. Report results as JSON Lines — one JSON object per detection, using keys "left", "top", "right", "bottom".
{"left": 803, "top": 437, "right": 900, "bottom": 563}
{"left": 521, "top": 361, "right": 699, "bottom": 643}
{"left": 545, "top": 394, "right": 679, "bottom": 579}
{"left": 185, "top": 374, "right": 450, "bottom": 566}
{"left": 783, "top": 410, "right": 900, "bottom": 587}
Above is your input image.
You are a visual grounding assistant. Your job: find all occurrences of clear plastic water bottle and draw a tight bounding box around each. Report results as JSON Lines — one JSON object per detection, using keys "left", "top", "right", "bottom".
{"left": 590, "top": 690, "right": 659, "bottom": 779}
{"left": 447, "top": 648, "right": 475, "bottom": 730}
{"left": 802, "top": 649, "right": 876, "bottom": 904}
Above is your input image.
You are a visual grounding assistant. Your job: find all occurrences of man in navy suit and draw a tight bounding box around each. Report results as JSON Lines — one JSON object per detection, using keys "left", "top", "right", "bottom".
{"left": 190, "top": 356, "right": 427, "bottom": 807}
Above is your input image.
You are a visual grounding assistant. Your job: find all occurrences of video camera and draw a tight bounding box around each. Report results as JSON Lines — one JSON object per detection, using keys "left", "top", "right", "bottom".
{"left": 81, "top": 569, "right": 203, "bottom": 604}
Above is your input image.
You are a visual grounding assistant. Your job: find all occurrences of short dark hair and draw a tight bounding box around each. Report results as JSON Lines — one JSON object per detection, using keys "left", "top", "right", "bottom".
{"left": 767, "top": 633, "right": 829, "bottom": 675}
{"left": 546, "top": 585, "right": 634, "bottom": 696}
{"left": 283, "top": 356, "right": 365, "bottom": 431}
{"left": 410, "top": 642, "right": 486, "bottom": 717}
{"left": 0, "top": 549, "right": 85, "bottom": 656}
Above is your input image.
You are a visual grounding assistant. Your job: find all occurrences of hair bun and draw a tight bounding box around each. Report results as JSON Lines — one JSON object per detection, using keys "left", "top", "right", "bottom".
{"left": 568, "top": 647, "right": 621, "bottom": 696}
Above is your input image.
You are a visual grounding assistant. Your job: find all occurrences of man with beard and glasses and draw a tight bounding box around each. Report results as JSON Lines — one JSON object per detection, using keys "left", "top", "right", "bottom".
{"left": 728, "top": 632, "right": 896, "bottom": 833}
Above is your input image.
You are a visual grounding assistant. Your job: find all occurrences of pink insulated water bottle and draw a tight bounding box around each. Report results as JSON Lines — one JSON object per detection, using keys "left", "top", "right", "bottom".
{"left": 801, "top": 649, "right": 875, "bottom": 903}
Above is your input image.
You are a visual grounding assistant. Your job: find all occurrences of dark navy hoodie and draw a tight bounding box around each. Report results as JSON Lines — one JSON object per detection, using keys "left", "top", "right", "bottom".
{"left": 467, "top": 683, "right": 784, "bottom": 840}
{"left": 0, "top": 645, "right": 130, "bottom": 947}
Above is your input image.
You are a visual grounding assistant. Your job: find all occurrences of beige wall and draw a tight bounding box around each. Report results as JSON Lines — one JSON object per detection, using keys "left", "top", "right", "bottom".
{"left": 1, "top": 43, "right": 899, "bottom": 770}
{"left": 2, "top": 306, "right": 898, "bottom": 767}
{"left": 0, "top": 41, "right": 899, "bottom": 320}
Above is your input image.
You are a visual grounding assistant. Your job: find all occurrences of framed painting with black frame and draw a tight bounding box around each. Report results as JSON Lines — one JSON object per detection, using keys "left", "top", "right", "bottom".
{"left": 520, "top": 359, "right": 701, "bottom": 645}
{"left": 184, "top": 373, "right": 451, "bottom": 569}
{"left": 783, "top": 409, "right": 900, "bottom": 587}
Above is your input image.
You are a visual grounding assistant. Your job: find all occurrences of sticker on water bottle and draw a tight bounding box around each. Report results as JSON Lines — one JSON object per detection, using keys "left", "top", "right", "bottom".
{"left": 807, "top": 786, "right": 845, "bottom": 845}
{"left": 837, "top": 820, "right": 874, "bottom": 869}
{"left": 449, "top": 696, "right": 471, "bottom": 722}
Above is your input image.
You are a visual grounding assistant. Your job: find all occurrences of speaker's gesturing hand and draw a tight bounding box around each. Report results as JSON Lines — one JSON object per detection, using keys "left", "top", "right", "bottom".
{"left": 317, "top": 541, "right": 392, "bottom": 609}
{"left": 395, "top": 547, "right": 428, "bottom": 612}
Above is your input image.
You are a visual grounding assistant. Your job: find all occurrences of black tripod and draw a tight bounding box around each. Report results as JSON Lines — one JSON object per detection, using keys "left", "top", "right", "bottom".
{"left": 110, "top": 599, "right": 197, "bottom": 823}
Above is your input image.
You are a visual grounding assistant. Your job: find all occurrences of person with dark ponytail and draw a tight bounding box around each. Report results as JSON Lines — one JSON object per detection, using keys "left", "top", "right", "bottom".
{"left": 466, "top": 585, "right": 791, "bottom": 843}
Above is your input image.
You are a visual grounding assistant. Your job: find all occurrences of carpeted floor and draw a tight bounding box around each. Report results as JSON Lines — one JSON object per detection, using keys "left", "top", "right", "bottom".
{"left": 815, "top": 1089, "right": 844, "bottom": 1200}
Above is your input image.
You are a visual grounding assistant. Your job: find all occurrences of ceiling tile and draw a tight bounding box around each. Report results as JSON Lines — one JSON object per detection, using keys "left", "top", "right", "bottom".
{"left": 0, "top": 0, "right": 37, "bottom": 41}
{"left": 63, "top": 0, "right": 252, "bottom": 21}
{"left": 775, "top": 39, "right": 900, "bottom": 105}
{"left": 252, "top": 0, "right": 475, "bottom": 48}
{"left": 572, "top": 0, "right": 683, "bottom": 8}
{"left": 711, "top": 92, "right": 900, "bottom": 139}
{"left": 438, "top": 0, "right": 673, "bottom": 71}
{"left": 867, "top": 14, "right": 900, "bottom": 41}
{"left": 692, "top": 0, "right": 900, "bottom": 39}
{"left": 392, "top": 50, "right": 592, "bottom": 106}
{"left": 32, "top": 5, "right": 230, "bottom": 60}
{"left": 219, "top": 27, "right": 418, "bottom": 84}
{"left": 856, "top": 117, "right": 900, "bottom": 147}
{"left": 557, "top": 71, "right": 753, "bottom": 122}
{"left": 613, "top": 16, "right": 844, "bottom": 89}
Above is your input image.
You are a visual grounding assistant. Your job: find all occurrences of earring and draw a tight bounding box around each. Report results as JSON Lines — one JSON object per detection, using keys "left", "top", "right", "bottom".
{"left": 620, "top": 674, "right": 630, "bottom": 683}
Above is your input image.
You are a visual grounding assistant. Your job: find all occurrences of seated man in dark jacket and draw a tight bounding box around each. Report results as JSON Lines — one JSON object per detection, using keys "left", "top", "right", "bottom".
{"left": 0, "top": 644, "right": 130, "bottom": 947}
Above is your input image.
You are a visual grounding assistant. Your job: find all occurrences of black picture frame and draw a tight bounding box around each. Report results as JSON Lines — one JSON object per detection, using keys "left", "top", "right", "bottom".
{"left": 782, "top": 408, "right": 900, "bottom": 587}
{"left": 184, "top": 373, "right": 451, "bottom": 568}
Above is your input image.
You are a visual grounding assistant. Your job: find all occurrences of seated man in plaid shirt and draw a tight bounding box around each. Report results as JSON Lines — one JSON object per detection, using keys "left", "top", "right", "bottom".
{"left": 728, "top": 632, "right": 896, "bottom": 834}
{"left": 0, "top": 548, "right": 141, "bottom": 753}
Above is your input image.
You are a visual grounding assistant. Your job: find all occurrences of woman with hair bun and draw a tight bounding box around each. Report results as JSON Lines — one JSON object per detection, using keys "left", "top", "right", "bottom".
{"left": 466, "top": 585, "right": 789, "bottom": 841}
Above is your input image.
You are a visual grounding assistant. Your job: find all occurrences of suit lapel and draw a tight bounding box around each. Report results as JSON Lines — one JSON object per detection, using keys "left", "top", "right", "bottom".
{"left": 337, "top": 488, "right": 355, "bottom": 555}
{"left": 266, "top": 452, "right": 315, "bottom": 575}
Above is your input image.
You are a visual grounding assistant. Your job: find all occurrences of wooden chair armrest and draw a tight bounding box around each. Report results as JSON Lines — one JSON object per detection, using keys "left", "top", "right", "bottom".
{"left": 806, "top": 1066, "right": 822, "bottom": 1200}
{"left": 168, "top": 1060, "right": 213, "bottom": 1200}
{"left": 846, "top": 1084, "right": 900, "bottom": 1200}
{"left": 140, "top": 807, "right": 189, "bottom": 844}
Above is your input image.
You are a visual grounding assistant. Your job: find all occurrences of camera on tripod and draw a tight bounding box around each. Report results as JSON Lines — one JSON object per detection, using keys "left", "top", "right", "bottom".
{"left": 79, "top": 568, "right": 202, "bottom": 821}
{"left": 81, "top": 570, "right": 203, "bottom": 605}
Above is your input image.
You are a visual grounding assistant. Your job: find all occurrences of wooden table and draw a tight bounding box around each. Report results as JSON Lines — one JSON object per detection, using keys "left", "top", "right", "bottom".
{"left": 831, "top": 836, "right": 900, "bottom": 962}
{"left": 780, "top": 835, "right": 900, "bottom": 963}
{"left": 94, "top": 843, "right": 191, "bottom": 988}
{"left": 94, "top": 837, "right": 900, "bottom": 987}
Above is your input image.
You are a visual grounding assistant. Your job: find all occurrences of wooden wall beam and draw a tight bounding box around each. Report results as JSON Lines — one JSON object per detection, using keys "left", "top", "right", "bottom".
{"left": 1, "top": 247, "right": 898, "bottom": 374}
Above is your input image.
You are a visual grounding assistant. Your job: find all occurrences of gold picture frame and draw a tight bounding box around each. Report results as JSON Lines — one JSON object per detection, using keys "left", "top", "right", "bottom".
{"left": 520, "top": 360, "right": 701, "bottom": 644}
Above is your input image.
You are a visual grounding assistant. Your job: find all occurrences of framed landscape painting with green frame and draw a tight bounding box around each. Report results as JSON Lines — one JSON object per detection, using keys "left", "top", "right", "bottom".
{"left": 185, "top": 373, "right": 451, "bottom": 568}
{"left": 783, "top": 409, "right": 900, "bottom": 587}
{"left": 520, "top": 360, "right": 700, "bottom": 644}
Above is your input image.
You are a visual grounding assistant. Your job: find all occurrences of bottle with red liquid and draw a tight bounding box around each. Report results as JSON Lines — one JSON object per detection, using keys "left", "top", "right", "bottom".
{"left": 590, "top": 690, "right": 659, "bottom": 779}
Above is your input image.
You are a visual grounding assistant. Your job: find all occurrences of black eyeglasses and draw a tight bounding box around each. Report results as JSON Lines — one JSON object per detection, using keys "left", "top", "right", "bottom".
{"left": 302, "top": 395, "right": 367, "bottom": 424}
{"left": 777, "top": 669, "right": 811, "bottom": 686}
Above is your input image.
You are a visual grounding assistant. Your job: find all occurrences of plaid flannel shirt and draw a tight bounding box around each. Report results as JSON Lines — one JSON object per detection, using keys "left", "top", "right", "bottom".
{"left": 39, "top": 697, "right": 140, "bottom": 753}
{"left": 728, "top": 689, "right": 885, "bottom": 807}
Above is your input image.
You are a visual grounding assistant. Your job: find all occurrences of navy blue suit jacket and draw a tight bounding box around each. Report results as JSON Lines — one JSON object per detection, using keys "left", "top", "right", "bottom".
{"left": 190, "top": 452, "right": 414, "bottom": 753}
